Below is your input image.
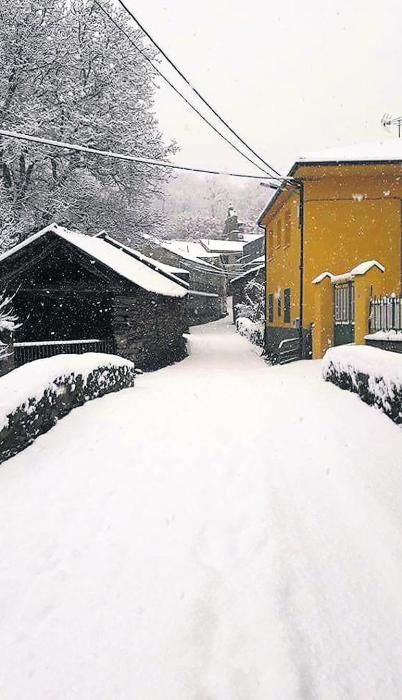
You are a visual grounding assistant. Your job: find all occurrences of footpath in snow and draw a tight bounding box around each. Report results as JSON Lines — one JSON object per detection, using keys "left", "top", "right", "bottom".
{"left": 1, "top": 314, "right": 402, "bottom": 699}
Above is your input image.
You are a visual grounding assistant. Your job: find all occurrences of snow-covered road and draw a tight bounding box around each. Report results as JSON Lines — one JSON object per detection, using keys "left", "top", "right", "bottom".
{"left": 1, "top": 316, "right": 402, "bottom": 699}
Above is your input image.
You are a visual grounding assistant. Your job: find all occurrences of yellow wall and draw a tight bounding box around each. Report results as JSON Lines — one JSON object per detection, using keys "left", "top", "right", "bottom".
{"left": 262, "top": 163, "right": 402, "bottom": 336}
{"left": 264, "top": 191, "right": 301, "bottom": 328}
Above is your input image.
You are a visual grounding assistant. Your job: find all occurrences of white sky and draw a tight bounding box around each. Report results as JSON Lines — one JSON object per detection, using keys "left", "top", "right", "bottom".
{"left": 124, "top": 0, "right": 402, "bottom": 177}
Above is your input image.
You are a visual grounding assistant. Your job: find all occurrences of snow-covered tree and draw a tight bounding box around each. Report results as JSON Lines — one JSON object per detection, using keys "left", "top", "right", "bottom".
{"left": 235, "top": 278, "right": 265, "bottom": 347}
{"left": 0, "top": 292, "right": 19, "bottom": 360}
{"left": 158, "top": 172, "right": 269, "bottom": 240}
{"left": 0, "top": 0, "right": 176, "bottom": 248}
{"left": 236, "top": 278, "right": 265, "bottom": 323}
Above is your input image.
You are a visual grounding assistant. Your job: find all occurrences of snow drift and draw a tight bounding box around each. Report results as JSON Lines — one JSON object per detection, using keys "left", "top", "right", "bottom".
{"left": 0, "top": 353, "right": 135, "bottom": 464}
{"left": 323, "top": 344, "right": 402, "bottom": 423}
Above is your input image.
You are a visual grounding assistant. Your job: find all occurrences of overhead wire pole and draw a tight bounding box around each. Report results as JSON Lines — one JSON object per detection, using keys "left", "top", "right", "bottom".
{"left": 0, "top": 129, "right": 281, "bottom": 180}
{"left": 92, "top": 1, "right": 273, "bottom": 178}
{"left": 114, "top": 0, "right": 282, "bottom": 179}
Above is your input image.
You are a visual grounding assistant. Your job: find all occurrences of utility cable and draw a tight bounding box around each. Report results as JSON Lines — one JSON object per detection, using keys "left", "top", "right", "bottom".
{"left": 0, "top": 128, "right": 277, "bottom": 180}
{"left": 114, "top": 0, "right": 282, "bottom": 178}
{"left": 93, "top": 0, "right": 273, "bottom": 178}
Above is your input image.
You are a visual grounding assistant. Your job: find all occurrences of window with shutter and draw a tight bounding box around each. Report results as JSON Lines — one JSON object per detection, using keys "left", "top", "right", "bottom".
{"left": 284, "top": 288, "right": 291, "bottom": 323}
{"left": 268, "top": 294, "right": 274, "bottom": 323}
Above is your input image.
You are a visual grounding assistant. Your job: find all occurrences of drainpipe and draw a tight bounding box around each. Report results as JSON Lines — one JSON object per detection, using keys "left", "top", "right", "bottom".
{"left": 298, "top": 180, "right": 304, "bottom": 358}
{"left": 260, "top": 223, "right": 267, "bottom": 349}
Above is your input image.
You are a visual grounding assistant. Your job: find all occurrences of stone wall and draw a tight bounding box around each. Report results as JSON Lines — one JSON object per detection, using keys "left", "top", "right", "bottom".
{"left": 112, "top": 291, "right": 188, "bottom": 370}
{"left": 188, "top": 292, "right": 223, "bottom": 325}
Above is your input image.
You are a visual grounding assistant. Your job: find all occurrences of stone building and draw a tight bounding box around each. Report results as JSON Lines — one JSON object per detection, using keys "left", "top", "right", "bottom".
{"left": 137, "top": 235, "right": 227, "bottom": 324}
{"left": 0, "top": 223, "right": 189, "bottom": 371}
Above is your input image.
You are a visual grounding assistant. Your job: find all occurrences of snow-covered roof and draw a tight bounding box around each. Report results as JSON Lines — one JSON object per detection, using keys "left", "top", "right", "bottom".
{"left": 240, "top": 233, "right": 264, "bottom": 243}
{"left": 311, "top": 271, "right": 333, "bottom": 285}
{"left": 312, "top": 260, "right": 385, "bottom": 285}
{"left": 162, "top": 240, "right": 219, "bottom": 261}
{"left": 245, "top": 255, "right": 265, "bottom": 266}
{"left": 349, "top": 260, "right": 385, "bottom": 276}
{"left": 0, "top": 224, "right": 188, "bottom": 298}
{"left": 230, "top": 264, "right": 265, "bottom": 284}
{"left": 101, "top": 234, "right": 187, "bottom": 277}
{"left": 156, "top": 240, "right": 223, "bottom": 271}
{"left": 201, "top": 239, "right": 245, "bottom": 253}
{"left": 297, "top": 139, "right": 402, "bottom": 165}
{"left": 258, "top": 138, "right": 402, "bottom": 225}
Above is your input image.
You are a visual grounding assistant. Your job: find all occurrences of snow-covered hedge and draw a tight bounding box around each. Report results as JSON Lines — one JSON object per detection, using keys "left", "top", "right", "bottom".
{"left": 236, "top": 317, "right": 264, "bottom": 347}
{"left": 323, "top": 345, "right": 402, "bottom": 423}
{"left": 0, "top": 353, "right": 136, "bottom": 464}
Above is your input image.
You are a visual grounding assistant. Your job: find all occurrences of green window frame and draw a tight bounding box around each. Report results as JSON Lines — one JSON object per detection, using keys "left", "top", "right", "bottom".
{"left": 268, "top": 294, "right": 274, "bottom": 323}
{"left": 284, "top": 288, "right": 291, "bottom": 323}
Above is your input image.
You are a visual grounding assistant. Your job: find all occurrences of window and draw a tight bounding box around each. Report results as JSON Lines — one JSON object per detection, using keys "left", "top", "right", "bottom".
{"left": 284, "top": 211, "right": 291, "bottom": 247}
{"left": 284, "top": 288, "right": 291, "bottom": 323}
{"left": 268, "top": 230, "right": 274, "bottom": 259}
{"left": 268, "top": 294, "right": 274, "bottom": 323}
{"left": 276, "top": 220, "right": 282, "bottom": 248}
{"left": 277, "top": 292, "right": 281, "bottom": 318}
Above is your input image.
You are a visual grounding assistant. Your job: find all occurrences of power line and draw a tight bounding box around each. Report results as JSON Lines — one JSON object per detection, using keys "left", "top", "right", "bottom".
{"left": 114, "top": 0, "right": 282, "bottom": 178}
{"left": 93, "top": 1, "right": 272, "bottom": 178}
{"left": 0, "top": 128, "right": 278, "bottom": 180}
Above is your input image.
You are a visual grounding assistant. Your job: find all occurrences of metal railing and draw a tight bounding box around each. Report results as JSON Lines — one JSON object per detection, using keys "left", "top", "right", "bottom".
{"left": 369, "top": 296, "right": 402, "bottom": 333}
{"left": 278, "top": 337, "right": 301, "bottom": 364}
{"left": 14, "top": 338, "right": 116, "bottom": 367}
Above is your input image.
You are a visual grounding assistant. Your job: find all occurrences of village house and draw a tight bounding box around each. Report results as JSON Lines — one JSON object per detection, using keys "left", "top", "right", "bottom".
{"left": 200, "top": 234, "right": 264, "bottom": 276}
{"left": 199, "top": 207, "right": 264, "bottom": 280}
{"left": 220, "top": 205, "right": 265, "bottom": 260}
{"left": 137, "top": 235, "right": 227, "bottom": 324}
{"left": 162, "top": 240, "right": 223, "bottom": 267}
{"left": 258, "top": 140, "right": 402, "bottom": 361}
{"left": 0, "top": 223, "right": 189, "bottom": 372}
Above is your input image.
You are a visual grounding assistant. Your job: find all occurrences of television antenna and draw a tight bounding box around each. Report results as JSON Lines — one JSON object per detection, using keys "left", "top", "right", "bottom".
{"left": 381, "top": 113, "right": 402, "bottom": 138}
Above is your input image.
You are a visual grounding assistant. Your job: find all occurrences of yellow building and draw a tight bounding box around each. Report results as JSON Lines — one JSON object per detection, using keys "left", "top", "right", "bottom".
{"left": 258, "top": 141, "right": 402, "bottom": 360}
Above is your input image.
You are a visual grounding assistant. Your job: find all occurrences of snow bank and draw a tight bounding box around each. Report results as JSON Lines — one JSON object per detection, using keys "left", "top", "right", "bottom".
{"left": 236, "top": 317, "right": 264, "bottom": 347}
{"left": 0, "top": 353, "right": 135, "bottom": 463}
{"left": 323, "top": 345, "right": 402, "bottom": 423}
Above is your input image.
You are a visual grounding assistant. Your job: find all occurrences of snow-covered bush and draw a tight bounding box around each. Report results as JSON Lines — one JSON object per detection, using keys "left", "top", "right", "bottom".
{"left": 323, "top": 345, "right": 402, "bottom": 424}
{"left": 236, "top": 317, "right": 264, "bottom": 347}
{"left": 235, "top": 278, "right": 265, "bottom": 347}
{"left": 0, "top": 353, "right": 136, "bottom": 464}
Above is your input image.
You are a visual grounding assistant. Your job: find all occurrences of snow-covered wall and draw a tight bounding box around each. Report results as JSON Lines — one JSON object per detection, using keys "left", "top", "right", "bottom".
{"left": 0, "top": 353, "right": 136, "bottom": 464}
{"left": 322, "top": 345, "right": 402, "bottom": 424}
